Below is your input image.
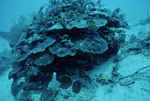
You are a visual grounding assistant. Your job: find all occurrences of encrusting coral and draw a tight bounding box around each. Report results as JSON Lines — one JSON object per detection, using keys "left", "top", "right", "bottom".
{"left": 8, "top": 0, "right": 129, "bottom": 100}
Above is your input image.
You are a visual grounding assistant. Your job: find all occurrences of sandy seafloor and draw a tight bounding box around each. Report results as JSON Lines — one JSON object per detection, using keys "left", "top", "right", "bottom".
{"left": 0, "top": 69, "right": 15, "bottom": 101}
{"left": 0, "top": 23, "right": 150, "bottom": 101}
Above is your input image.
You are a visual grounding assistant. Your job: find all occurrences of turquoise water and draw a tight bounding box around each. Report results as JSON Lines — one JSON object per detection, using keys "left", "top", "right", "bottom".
{"left": 0, "top": 0, "right": 150, "bottom": 31}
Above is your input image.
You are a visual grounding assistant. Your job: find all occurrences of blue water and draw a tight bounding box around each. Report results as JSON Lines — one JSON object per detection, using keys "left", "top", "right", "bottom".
{"left": 0, "top": 0, "right": 49, "bottom": 31}
{"left": 0, "top": 0, "right": 149, "bottom": 32}
{"left": 0, "top": 0, "right": 150, "bottom": 32}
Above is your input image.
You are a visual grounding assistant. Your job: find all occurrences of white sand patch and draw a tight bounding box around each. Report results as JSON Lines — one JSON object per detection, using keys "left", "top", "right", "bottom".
{"left": 91, "top": 54, "right": 150, "bottom": 101}
{"left": 88, "top": 58, "right": 115, "bottom": 78}
{"left": 118, "top": 54, "right": 150, "bottom": 76}
{"left": 0, "top": 69, "right": 15, "bottom": 101}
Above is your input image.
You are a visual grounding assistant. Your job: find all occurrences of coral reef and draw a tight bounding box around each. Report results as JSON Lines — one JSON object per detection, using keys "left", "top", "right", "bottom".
{"left": 8, "top": 0, "right": 128, "bottom": 100}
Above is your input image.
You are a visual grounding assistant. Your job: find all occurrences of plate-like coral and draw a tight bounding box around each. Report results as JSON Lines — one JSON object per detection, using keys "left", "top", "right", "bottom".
{"left": 9, "top": 0, "right": 128, "bottom": 100}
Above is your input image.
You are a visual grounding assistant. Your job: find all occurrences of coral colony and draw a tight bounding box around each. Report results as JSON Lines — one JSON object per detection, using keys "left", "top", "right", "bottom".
{"left": 9, "top": 0, "right": 128, "bottom": 100}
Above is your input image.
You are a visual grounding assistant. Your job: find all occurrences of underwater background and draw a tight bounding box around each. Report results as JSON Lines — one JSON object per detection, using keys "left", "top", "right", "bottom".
{"left": 0, "top": 0, "right": 150, "bottom": 32}
{"left": 0, "top": 0, "right": 150, "bottom": 101}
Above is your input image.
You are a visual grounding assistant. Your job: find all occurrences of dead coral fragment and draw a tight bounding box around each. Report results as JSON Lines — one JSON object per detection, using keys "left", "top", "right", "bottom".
{"left": 96, "top": 73, "right": 112, "bottom": 84}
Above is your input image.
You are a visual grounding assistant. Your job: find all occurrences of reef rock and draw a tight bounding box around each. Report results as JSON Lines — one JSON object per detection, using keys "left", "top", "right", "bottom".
{"left": 8, "top": 0, "right": 128, "bottom": 100}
